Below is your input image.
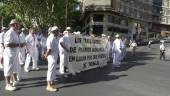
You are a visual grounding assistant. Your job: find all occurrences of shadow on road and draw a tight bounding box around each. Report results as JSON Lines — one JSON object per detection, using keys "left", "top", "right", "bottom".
{"left": 113, "top": 51, "right": 155, "bottom": 72}
{"left": 58, "top": 65, "right": 127, "bottom": 89}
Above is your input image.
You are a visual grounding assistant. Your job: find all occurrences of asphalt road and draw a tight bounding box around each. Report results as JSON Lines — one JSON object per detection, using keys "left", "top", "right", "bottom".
{"left": 0, "top": 43, "right": 170, "bottom": 96}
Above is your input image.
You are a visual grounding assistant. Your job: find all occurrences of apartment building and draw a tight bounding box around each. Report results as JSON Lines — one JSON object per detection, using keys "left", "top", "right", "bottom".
{"left": 79, "top": 0, "right": 154, "bottom": 40}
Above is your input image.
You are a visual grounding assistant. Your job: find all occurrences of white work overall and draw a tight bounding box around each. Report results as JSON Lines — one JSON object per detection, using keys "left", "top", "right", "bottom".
{"left": 18, "top": 32, "right": 26, "bottom": 65}
{"left": 112, "top": 39, "right": 122, "bottom": 66}
{"left": 46, "top": 34, "right": 59, "bottom": 81}
{"left": 24, "top": 34, "right": 38, "bottom": 69}
{"left": 3, "top": 28, "right": 19, "bottom": 77}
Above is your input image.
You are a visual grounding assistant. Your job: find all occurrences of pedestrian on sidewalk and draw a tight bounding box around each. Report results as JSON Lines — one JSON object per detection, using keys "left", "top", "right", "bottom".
{"left": 160, "top": 42, "right": 166, "bottom": 60}
{"left": 148, "top": 40, "right": 152, "bottom": 48}
{"left": 44, "top": 26, "right": 60, "bottom": 92}
{"left": 129, "top": 40, "right": 137, "bottom": 56}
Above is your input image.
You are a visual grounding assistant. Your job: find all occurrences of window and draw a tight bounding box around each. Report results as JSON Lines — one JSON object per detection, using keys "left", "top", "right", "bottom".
{"left": 93, "top": 25, "right": 103, "bottom": 36}
{"left": 108, "top": 15, "right": 114, "bottom": 23}
{"left": 93, "top": 14, "right": 104, "bottom": 22}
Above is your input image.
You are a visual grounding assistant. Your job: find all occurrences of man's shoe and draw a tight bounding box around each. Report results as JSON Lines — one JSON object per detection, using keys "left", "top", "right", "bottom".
{"left": 46, "top": 86, "right": 58, "bottom": 92}
{"left": 5, "top": 84, "right": 16, "bottom": 91}
{"left": 32, "top": 67, "right": 40, "bottom": 71}
{"left": 24, "top": 68, "right": 30, "bottom": 72}
{"left": 12, "top": 81, "right": 18, "bottom": 87}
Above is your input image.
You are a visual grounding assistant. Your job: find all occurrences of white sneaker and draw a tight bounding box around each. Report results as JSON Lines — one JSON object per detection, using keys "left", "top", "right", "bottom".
{"left": 24, "top": 68, "right": 29, "bottom": 72}
{"left": 5, "top": 84, "right": 16, "bottom": 91}
{"left": 33, "top": 67, "right": 39, "bottom": 71}
{"left": 12, "top": 81, "right": 18, "bottom": 87}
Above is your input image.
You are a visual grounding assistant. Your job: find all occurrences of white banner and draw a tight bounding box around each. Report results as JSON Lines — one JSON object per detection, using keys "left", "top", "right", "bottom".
{"left": 68, "top": 35, "right": 108, "bottom": 74}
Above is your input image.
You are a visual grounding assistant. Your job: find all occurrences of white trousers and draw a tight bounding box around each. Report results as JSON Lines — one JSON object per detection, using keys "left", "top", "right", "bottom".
{"left": 18, "top": 47, "right": 26, "bottom": 65}
{"left": 59, "top": 52, "right": 75, "bottom": 74}
{"left": 47, "top": 55, "right": 57, "bottom": 81}
{"left": 113, "top": 50, "right": 122, "bottom": 66}
{"left": 3, "top": 50, "right": 18, "bottom": 77}
{"left": 59, "top": 52, "right": 69, "bottom": 74}
{"left": 24, "top": 49, "right": 38, "bottom": 69}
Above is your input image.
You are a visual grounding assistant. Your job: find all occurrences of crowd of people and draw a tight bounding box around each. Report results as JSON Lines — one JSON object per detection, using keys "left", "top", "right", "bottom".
{"left": 0, "top": 19, "right": 76, "bottom": 92}
{"left": 3, "top": 19, "right": 163, "bottom": 92}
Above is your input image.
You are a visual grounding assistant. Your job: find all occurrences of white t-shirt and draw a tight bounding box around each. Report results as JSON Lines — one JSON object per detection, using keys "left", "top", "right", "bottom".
{"left": 58, "top": 34, "right": 71, "bottom": 53}
{"left": 4, "top": 28, "right": 20, "bottom": 52}
{"left": 0, "top": 32, "right": 5, "bottom": 53}
{"left": 160, "top": 44, "right": 165, "bottom": 51}
{"left": 46, "top": 34, "right": 59, "bottom": 56}
{"left": 25, "top": 34, "right": 38, "bottom": 52}
{"left": 112, "top": 38, "right": 123, "bottom": 51}
{"left": 19, "top": 32, "right": 26, "bottom": 43}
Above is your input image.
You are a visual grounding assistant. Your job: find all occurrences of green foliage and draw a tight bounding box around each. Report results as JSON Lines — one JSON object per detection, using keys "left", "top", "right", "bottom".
{"left": 0, "top": 0, "right": 81, "bottom": 30}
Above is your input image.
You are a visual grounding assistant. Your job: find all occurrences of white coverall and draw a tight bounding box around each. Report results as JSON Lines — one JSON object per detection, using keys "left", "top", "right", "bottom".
{"left": 40, "top": 35, "right": 47, "bottom": 56}
{"left": 59, "top": 33, "right": 73, "bottom": 74}
{"left": 24, "top": 34, "right": 39, "bottom": 70}
{"left": 3, "top": 28, "right": 20, "bottom": 77}
{"left": 0, "top": 32, "right": 5, "bottom": 65}
{"left": 112, "top": 38, "right": 123, "bottom": 66}
{"left": 46, "top": 34, "right": 59, "bottom": 81}
{"left": 18, "top": 32, "right": 26, "bottom": 65}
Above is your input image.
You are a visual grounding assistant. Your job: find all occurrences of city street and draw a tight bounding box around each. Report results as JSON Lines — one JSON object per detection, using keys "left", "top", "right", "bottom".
{"left": 1, "top": 43, "right": 170, "bottom": 96}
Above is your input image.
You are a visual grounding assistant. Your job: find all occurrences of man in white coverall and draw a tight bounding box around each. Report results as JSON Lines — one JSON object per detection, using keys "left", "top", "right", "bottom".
{"left": 24, "top": 27, "right": 39, "bottom": 72}
{"left": 59, "top": 27, "right": 74, "bottom": 75}
{"left": 0, "top": 27, "right": 7, "bottom": 69}
{"left": 44, "top": 26, "right": 59, "bottom": 92}
{"left": 18, "top": 28, "right": 26, "bottom": 66}
{"left": 3, "top": 19, "right": 22, "bottom": 91}
{"left": 112, "top": 34, "right": 123, "bottom": 67}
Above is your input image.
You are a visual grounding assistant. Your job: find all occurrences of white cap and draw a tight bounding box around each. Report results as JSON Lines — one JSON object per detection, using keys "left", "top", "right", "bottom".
{"left": 115, "top": 34, "right": 119, "bottom": 38}
{"left": 51, "top": 26, "right": 59, "bottom": 32}
{"left": 66, "top": 27, "right": 71, "bottom": 31}
{"left": 101, "top": 34, "right": 106, "bottom": 37}
{"left": 63, "top": 31, "right": 68, "bottom": 35}
{"left": 21, "top": 28, "right": 25, "bottom": 31}
{"left": 9, "top": 19, "right": 19, "bottom": 25}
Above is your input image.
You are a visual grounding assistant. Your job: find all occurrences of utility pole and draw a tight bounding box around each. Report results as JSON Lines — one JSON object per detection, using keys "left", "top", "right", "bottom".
{"left": 1, "top": 16, "right": 3, "bottom": 27}
{"left": 65, "top": 0, "right": 68, "bottom": 28}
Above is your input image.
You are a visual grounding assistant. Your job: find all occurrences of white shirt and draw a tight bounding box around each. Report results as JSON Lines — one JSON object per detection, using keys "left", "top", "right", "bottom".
{"left": 25, "top": 34, "right": 38, "bottom": 52}
{"left": 59, "top": 33, "right": 71, "bottom": 53}
{"left": 131, "top": 42, "right": 137, "bottom": 47}
{"left": 19, "top": 32, "right": 26, "bottom": 43}
{"left": 40, "top": 35, "right": 47, "bottom": 49}
{"left": 112, "top": 38, "right": 123, "bottom": 51}
{"left": 160, "top": 44, "right": 165, "bottom": 51}
{"left": 4, "top": 28, "right": 20, "bottom": 52}
{"left": 0, "top": 32, "right": 5, "bottom": 53}
{"left": 46, "top": 34, "right": 59, "bottom": 56}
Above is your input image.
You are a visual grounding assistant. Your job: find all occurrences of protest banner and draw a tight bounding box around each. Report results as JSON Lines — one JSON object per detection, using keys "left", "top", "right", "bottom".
{"left": 67, "top": 34, "right": 108, "bottom": 74}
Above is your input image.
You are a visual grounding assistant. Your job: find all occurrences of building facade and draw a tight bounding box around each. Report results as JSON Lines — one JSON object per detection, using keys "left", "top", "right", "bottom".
{"left": 80, "top": 0, "right": 170, "bottom": 40}
{"left": 152, "top": 0, "right": 170, "bottom": 37}
{"left": 80, "top": 0, "right": 154, "bottom": 41}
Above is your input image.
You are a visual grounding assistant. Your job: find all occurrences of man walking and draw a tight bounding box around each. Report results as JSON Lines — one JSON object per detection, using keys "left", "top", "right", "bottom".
{"left": 24, "top": 27, "right": 39, "bottom": 72}
{"left": 112, "top": 34, "right": 123, "bottom": 67}
{"left": 160, "top": 42, "right": 166, "bottom": 60}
